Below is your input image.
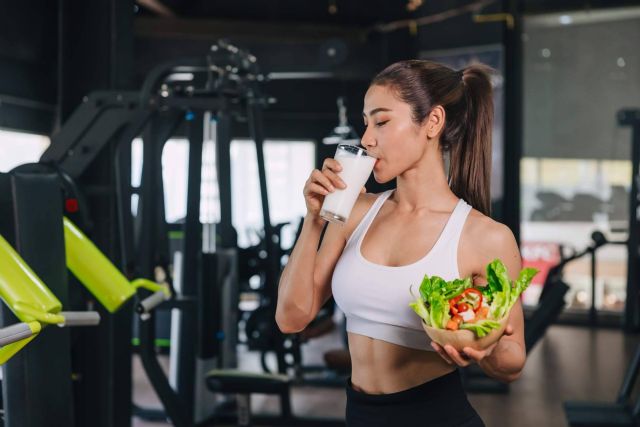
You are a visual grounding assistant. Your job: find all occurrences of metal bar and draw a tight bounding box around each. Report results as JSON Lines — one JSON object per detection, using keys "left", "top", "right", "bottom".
{"left": 135, "top": 112, "right": 182, "bottom": 283}
{"left": 618, "top": 110, "right": 640, "bottom": 331}
{"left": 57, "top": 311, "right": 101, "bottom": 327}
{"left": 617, "top": 344, "right": 640, "bottom": 403}
{"left": 139, "top": 58, "right": 207, "bottom": 105}
{"left": 114, "top": 109, "right": 153, "bottom": 275}
{"left": 0, "top": 323, "right": 35, "bottom": 347}
{"left": 138, "top": 311, "right": 190, "bottom": 427}
{"left": 501, "top": 0, "right": 523, "bottom": 243}
{"left": 175, "top": 111, "right": 204, "bottom": 421}
{"left": 160, "top": 97, "right": 228, "bottom": 111}
{"left": 589, "top": 250, "right": 597, "bottom": 326}
{"left": 247, "top": 101, "right": 273, "bottom": 243}
{"left": 629, "top": 119, "right": 640, "bottom": 331}
{"left": 136, "top": 291, "right": 168, "bottom": 315}
{"left": 43, "top": 92, "right": 139, "bottom": 168}
{"left": 247, "top": 99, "right": 288, "bottom": 373}
{"left": 215, "top": 110, "right": 237, "bottom": 248}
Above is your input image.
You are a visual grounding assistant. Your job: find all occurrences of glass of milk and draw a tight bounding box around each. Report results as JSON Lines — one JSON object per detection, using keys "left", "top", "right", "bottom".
{"left": 319, "top": 144, "right": 377, "bottom": 225}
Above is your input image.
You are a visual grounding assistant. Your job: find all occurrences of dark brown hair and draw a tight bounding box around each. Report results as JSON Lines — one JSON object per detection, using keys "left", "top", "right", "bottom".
{"left": 371, "top": 60, "right": 494, "bottom": 216}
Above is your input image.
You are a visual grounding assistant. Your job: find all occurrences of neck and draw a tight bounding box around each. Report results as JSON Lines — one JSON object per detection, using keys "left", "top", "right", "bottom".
{"left": 391, "top": 142, "right": 458, "bottom": 213}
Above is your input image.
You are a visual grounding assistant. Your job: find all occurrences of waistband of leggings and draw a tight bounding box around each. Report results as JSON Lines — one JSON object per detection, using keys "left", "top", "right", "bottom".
{"left": 346, "top": 369, "right": 465, "bottom": 405}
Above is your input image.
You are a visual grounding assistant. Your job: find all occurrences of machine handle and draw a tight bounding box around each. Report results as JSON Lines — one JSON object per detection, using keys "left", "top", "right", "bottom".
{"left": 0, "top": 322, "right": 40, "bottom": 347}
{"left": 136, "top": 291, "right": 169, "bottom": 317}
{"left": 57, "top": 311, "right": 101, "bottom": 327}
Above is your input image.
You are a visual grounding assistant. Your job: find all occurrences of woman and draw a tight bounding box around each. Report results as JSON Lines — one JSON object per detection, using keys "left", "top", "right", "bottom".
{"left": 276, "top": 60, "right": 526, "bottom": 426}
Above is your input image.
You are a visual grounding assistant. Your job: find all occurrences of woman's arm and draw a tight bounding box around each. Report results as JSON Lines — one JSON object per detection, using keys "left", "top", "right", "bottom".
{"left": 474, "top": 223, "right": 526, "bottom": 382}
{"left": 431, "top": 221, "right": 527, "bottom": 383}
{"left": 276, "top": 158, "right": 356, "bottom": 334}
{"left": 275, "top": 214, "right": 327, "bottom": 333}
{"left": 477, "top": 299, "right": 526, "bottom": 382}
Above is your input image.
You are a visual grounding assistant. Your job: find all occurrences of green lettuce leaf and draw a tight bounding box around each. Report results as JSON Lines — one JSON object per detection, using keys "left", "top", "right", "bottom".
{"left": 510, "top": 267, "right": 538, "bottom": 307}
{"left": 430, "top": 276, "right": 447, "bottom": 297}
{"left": 487, "top": 260, "right": 539, "bottom": 320}
{"left": 442, "top": 277, "right": 472, "bottom": 299}
{"left": 429, "top": 295, "right": 451, "bottom": 329}
{"left": 409, "top": 298, "right": 430, "bottom": 325}
{"left": 419, "top": 275, "right": 432, "bottom": 302}
{"left": 480, "top": 283, "right": 494, "bottom": 301}
{"left": 487, "top": 259, "right": 511, "bottom": 301}
{"left": 489, "top": 292, "right": 508, "bottom": 320}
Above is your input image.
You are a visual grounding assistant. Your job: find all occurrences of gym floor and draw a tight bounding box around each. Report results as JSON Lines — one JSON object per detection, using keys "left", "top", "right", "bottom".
{"left": 132, "top": 320, "right": 640, "bottom": 427}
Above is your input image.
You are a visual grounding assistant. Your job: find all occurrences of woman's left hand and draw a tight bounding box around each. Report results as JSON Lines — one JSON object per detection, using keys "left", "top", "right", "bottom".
{"left": 430, "top": 324, "right": 514, "bottom": 367}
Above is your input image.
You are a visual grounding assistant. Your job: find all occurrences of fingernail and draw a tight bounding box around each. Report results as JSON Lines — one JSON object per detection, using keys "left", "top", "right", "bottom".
{"left": 329, "top": 185, "right": 335, "bottom": 191}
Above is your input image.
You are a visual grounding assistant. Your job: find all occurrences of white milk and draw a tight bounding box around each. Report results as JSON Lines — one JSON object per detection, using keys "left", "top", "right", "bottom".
{"left": 320, "top": 150, "right": 376, "bottom": 224}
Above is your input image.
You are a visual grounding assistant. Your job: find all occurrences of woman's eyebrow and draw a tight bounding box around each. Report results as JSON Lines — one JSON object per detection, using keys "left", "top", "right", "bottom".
{"left": 362, "top": 107, "right": 392, "bottom": 118}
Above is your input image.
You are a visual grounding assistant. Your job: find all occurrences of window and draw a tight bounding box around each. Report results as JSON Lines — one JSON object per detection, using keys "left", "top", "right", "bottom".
{"left": 520, "top": 9, "right": 639, "bottom": 312}
{"left": 231, "top": 139, "right": 315, "bottom": 249}
{"left": 131, "top": 135, "right": 315, "bottom": 250}
{"left": 0, "top": 129, "right": 50, "bottom": 173}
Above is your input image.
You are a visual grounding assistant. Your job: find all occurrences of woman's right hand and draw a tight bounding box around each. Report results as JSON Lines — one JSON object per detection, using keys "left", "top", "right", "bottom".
{"left": 303, "top": 158, "right": 365, "bottom": 220}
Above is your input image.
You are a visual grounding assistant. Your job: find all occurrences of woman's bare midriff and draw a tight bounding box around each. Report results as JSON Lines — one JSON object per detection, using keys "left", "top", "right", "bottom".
{"left": 340, "top": 192, "right": 466, "bottom": 394}
{"left": 347, "top": 332, "right": 456, "bottom": 394}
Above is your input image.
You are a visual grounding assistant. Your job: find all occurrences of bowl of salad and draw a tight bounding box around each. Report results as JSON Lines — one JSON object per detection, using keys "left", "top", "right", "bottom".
{"left": 409, "top": 259, "right": 538, "bottom": 352}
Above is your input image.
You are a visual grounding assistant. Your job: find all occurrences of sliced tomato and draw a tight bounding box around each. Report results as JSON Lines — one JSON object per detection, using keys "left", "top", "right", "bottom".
{"left": 457, "top": 302, "right": 469, "bottom": 313}
{"left": 449, "top": 300, "right": 458, "bottom": 316}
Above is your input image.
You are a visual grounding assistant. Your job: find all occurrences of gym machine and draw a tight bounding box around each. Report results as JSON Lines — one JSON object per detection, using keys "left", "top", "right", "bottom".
{"left": 0, "top": 170, "right": 102, "bottom": 427}
{"left": 38, "top": 39, "right": 344, "bottom": 426}
{"left": 561, "top": 108, "right": 640, "bottom": 427}
{"left": 0, "top": 231, "right": 101, "bottom": 364}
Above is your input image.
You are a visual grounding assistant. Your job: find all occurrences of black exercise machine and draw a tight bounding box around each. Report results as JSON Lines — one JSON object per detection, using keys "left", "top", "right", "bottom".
{"left": 39, "top": 39, "right": 344, "bottom": 426}
{"left": 524, "top": 231, "right": 609, "bottom": 350}
{"left": 563, "top": 343, "right": 640, "bottom": 427}
{"left": 562, "top": 109, "right": 640, "bottom": 427}
{"left": 0, "top": 168, "right": 101, "bottom": 427}
{"left": 618, "top": 109, "right": 640, "bottom": 332}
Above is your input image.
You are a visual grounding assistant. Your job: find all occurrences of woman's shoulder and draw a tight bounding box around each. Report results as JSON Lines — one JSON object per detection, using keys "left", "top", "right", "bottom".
{"left": 464, "top": 207, "right": 512, "bottom": 241}
{"left": 461, "top": 206, "right": 521, "bottom": 279}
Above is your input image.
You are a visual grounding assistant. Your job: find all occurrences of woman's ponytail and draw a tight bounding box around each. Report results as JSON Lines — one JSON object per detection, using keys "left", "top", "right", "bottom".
{"left": 447, "top": 65, "right": 494, "bottom": 216}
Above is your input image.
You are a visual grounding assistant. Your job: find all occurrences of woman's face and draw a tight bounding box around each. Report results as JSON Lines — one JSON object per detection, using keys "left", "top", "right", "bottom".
{"left": 361, "top": 84, "right": 427, "bottom": 183}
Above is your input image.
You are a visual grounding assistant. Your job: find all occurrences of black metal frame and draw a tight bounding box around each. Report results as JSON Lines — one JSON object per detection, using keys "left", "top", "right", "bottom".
{"left": 38, "top": 40, "right": 332, "bottom": 426}
{"left": 617, "top": 109, "right": 640, "bottom": 332}
{"left": 0, "top": 171, "right": 75, "bottom": 427}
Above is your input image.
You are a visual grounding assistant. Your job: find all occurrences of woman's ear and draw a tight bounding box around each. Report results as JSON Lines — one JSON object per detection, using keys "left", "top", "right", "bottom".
{"left": 425, "top": 105, "right": 446, "bottom": 139}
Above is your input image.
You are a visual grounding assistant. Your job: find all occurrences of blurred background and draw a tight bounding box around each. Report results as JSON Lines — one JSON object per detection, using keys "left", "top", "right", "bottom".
{"left": 0, "top": 1, "right": 639, "bottom": 426}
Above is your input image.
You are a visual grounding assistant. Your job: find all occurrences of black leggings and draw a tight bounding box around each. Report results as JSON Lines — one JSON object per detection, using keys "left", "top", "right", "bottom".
{"left": 345, "top": 369, "right": 486, "bottom": 427}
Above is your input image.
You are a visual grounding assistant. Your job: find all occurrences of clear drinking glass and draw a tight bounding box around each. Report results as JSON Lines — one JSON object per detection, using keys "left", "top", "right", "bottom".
{"left": 319, "top": 144, "right": 378, "bottom": 225}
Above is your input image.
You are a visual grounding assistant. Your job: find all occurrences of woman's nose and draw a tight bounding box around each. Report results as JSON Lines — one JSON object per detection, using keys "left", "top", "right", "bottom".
{"left": 361, "top": 127, "right": 376, "bottom": 149}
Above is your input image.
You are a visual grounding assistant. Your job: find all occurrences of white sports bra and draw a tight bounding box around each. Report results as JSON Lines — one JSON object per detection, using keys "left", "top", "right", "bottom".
{"left": 331, "top": 188, "right": 473, "bottom": 351}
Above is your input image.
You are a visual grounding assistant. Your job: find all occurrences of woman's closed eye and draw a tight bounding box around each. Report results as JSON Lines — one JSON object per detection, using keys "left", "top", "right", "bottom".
{"left": 364, "top": 120, "right": 389, "bottom": 128}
